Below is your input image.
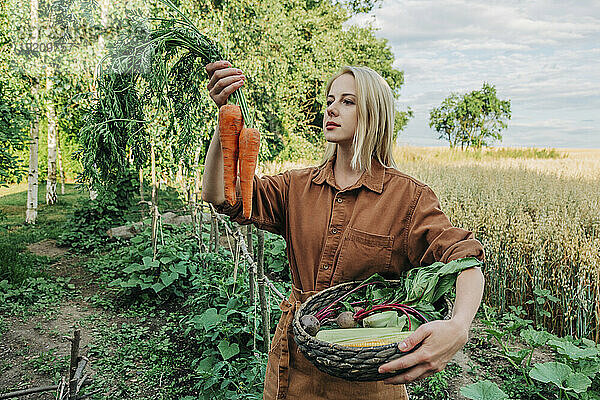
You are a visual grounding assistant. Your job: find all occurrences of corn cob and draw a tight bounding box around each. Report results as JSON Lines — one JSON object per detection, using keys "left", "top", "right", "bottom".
{"left": 315, "top": 328, "right": 412, "bottom": 347}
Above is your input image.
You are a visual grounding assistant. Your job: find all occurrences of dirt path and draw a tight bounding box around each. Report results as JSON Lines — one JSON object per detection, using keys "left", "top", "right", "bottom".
{"left": 0, "top": 240, "right": 109, "bottom": 398}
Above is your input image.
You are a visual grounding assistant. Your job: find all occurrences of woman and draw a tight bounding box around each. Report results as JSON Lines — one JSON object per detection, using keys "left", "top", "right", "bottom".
{"left": 201, "top": 61, "right": 485, "bottom": 400}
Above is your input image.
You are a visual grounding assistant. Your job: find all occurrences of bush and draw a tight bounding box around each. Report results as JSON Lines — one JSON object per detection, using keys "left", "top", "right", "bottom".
{"left": 85, "top": 220, "right": 289, "bottom": 398}
{"left": 58, "top": 171, "right": 140, "bottom": 250}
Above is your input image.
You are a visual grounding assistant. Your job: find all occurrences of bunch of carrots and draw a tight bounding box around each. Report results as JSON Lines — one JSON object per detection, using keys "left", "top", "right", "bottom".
{"left": 219, "top": 104, "right": 260, "bottom": 219}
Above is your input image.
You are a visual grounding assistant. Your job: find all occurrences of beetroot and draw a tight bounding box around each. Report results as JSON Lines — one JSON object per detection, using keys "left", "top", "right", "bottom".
{"left": 301, "top": 315, "right": 321, "bottom": 336}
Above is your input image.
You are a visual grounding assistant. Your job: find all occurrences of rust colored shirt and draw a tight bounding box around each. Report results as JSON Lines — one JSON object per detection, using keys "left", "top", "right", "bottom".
{"left": 215, "top": 154, "right": 484, "bottom": 399}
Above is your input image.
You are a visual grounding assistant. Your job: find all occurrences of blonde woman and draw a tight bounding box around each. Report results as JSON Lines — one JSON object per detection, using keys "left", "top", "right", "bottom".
{"left": 202, "top": 62, "right": 485, "bottom": 400}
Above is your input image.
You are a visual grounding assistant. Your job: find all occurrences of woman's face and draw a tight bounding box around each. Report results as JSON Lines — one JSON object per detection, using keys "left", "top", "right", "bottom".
{"left": 323, "top": 73, "right": 358, "bottom": 147}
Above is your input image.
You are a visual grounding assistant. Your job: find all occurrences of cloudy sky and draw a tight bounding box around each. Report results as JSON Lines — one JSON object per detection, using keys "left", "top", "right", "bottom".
{"left": 348, "top": 0, "right": 600, "bottom": 148}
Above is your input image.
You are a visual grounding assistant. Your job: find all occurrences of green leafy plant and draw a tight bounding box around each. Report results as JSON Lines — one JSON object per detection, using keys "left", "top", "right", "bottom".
{"left": 260, "top": 230, "right": 289, "bottom": 281}
{"left": 409, "top": 362, "right": 462, "bottom": 399}
{"left": 462, "top": 297, "right": 600, "bottom": 400}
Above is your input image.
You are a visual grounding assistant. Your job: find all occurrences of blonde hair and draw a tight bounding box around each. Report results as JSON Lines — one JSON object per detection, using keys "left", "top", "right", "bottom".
{"left": 319, "top": 66, "right": 397, "bottom": 172}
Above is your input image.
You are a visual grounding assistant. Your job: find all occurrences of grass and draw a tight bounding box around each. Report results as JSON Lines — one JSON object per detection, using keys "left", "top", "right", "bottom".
{"left": 0, "top": 183, "right": 84, "bottom": 285}
{"left": 0, "top": 183, "right": 85, "bottom": 241}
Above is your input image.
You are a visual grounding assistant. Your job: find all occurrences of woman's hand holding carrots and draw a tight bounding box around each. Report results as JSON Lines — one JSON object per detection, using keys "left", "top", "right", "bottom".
{"left": 206, "top": 61, "right": 245, "bottom": 107}
{"left": 208, "top": 61, "right": 260, "bottom": 217}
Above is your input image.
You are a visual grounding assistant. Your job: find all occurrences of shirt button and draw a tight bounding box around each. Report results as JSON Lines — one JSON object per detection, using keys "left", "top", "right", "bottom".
{"left": 322, "top": 265, "right": 329, "bottom": 270}
{"left": 336, "top": 198, "right": 343, "bottom": 203}
{"left": 331, "top": 228, "right": 338, "bottom": 234}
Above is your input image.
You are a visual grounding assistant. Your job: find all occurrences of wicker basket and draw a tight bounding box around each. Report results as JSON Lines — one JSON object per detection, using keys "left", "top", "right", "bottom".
{"left": 292, "top": 280, "right": 450, "bottom": 381}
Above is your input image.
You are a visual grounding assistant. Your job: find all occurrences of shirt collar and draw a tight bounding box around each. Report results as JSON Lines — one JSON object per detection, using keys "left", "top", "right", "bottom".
{"left": 312, "top": 154, "right": 385, "bottom": 193}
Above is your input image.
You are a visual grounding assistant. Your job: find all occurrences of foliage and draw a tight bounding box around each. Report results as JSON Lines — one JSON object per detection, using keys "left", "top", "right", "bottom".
{"left": 77, "top": 1, "right": 248, "bottom": 187}
{"left": 107, "top": 224, "right": 205, "bottom": 299}
{"left": 409, "top": 362, "right": 462, "bottom": 399}
{"left": 0, "top": 240, "right": 48, "bottom": 284}
{"left": 0, "top": 6, "right": 31, "bottom": 186}
{"left": 83, "top": 218, "right": 289, "bottom": 399}
{"left": 429, "top": 83, "right": 511, "bottom": 149}
{"left": 461, "top": 301, "right": 600, "bottom": 400}
{"left": 58, "top": 171, "right": 140, "bottom": 250}
{"left": 260, "top": 230, "right": 290, "bottom": 282}
{"left": 0, "top": 277, "right": 73, "bottom": 315}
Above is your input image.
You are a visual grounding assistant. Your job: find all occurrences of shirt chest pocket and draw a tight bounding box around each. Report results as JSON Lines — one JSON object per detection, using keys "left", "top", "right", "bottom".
{"left": 334, "top": 227, "right": 393, "bottom": 282}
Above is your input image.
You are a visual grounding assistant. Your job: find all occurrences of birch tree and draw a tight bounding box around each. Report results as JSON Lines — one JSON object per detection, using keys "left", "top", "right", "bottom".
{"left": 26, "top": 0, "right": 40, "bottom": 224}
{"left": 45, "top": 65, "right": 58, "bottom": 204}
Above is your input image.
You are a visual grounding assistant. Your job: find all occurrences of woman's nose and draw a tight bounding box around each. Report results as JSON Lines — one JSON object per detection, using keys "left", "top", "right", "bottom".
{"left": 326, "top": 103, "right": 338, "bottom": 116}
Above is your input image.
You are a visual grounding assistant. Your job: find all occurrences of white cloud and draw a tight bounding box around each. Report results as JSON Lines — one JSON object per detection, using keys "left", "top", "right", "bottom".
{"left": 350, "top": 0, "right": 600, "bottom": 148}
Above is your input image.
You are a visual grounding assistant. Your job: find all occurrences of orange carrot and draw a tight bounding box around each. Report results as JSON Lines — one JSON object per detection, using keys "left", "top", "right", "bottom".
{"left": 219, "top": 104, "right": 244, "bottom": 206}
{"left": 238, "top": 127, "right": 260, "bottom": 219}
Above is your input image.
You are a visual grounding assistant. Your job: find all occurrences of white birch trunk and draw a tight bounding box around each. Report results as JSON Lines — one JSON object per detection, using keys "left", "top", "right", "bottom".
{"left": 45, "top": 66, "right": 57, "bottom": 205}
{"left": 57, "top": 134, "right": 65, "bottom": 195}
{"left": 26, "top": 84, "right": 40, "bottom": 224}
{"left": 26, "top": 0, "right": 40, "bottom": 224}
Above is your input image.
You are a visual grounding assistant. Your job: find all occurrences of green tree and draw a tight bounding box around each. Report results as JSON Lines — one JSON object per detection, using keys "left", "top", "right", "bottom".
{"left": 429, "top": 83, "right": 511, "bottom": 149}
{"left": 0, "top": 22, "right": 31, "bottom": 186}
{"left": 0, "top": 0, "right": 37, "bottom": 188}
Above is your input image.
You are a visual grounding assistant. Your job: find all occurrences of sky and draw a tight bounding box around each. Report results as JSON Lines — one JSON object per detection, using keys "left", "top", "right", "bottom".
{"left": 347, "top": 0, "right": 600, "bottom": 148}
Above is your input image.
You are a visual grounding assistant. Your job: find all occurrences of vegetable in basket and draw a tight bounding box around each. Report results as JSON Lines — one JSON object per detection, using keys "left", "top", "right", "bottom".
{"left": 300, "top": 257, "right": 483, "bottom": 346}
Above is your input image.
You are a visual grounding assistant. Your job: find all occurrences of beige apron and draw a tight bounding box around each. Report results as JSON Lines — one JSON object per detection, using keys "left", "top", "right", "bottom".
{"left": 263, "top": 285, "right": 409, "bottom": 400}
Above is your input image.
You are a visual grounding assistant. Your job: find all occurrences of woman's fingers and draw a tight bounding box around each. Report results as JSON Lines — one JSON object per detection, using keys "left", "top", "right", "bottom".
{"left": 209, "top": 76, "right": 245, "bottom": 107}
{"left": 205, "top": 61, "right": 245, "bottom": 107}
{"left": 205, "top": 60, "right": 232, "bottom": 78}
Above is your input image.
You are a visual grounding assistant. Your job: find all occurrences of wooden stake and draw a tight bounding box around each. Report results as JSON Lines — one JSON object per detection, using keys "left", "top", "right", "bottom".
{"left": 150, "top": 141, "right": 158, "bottom": 260}
{"left": 69, "top": 329, "right": 81, "bottom": 380}
{"left": 247, "top": 225, "right": 255, "bottom": 308}
{"left": 257, "top": 229, "right": 270, "bottom": 352}
{"left": 139, "top": 167, "right": 145, "bottom": 220}
{"left": 214, "top": 214, "right": 220, "bottom": 252}
{"left": 209, "top": 206, "right": 216, "bottom": 252}
{"left": 68, "top": 379, "right": 77, "bottom": 400}
{"left": 198, "top": 201, "right": 205, "bottom": 253}
{"left": 0, "top": 386, "right": 57, "bottom": 399}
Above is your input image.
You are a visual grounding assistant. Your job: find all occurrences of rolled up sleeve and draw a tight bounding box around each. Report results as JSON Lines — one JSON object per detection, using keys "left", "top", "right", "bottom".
{"left": 407, "top": 185, "right": 484, "bottom": 266}
{"left": 213, "top": 172, "right": 289, "bottom": 236}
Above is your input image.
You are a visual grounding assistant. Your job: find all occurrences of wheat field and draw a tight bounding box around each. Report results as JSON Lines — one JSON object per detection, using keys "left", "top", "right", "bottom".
{"left": 261, "top": 147, "right": 600, "bottom": 340}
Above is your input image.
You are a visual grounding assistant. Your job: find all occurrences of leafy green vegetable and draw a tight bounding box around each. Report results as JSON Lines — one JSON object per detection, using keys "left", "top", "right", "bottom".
{"left": 404, "top": 257, "right": 483, "bottom": 305}
{"left": 460, "top": 380, "right": 508, "bottom": 400}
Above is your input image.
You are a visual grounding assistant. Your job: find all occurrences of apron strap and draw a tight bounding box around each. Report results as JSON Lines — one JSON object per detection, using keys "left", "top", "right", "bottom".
{"left": 276, "top": 285, "right": 318, "bottom": 399}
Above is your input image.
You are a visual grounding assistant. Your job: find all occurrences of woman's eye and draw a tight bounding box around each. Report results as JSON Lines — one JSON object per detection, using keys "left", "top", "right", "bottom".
{"left": 343, "top": 99, "right": 354, "bottom": 105}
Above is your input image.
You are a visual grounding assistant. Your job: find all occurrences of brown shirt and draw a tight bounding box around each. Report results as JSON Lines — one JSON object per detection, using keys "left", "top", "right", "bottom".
{"left": 215, "top": 154, "right": 484, "bottom": 290}
{"left": 214, "top": 154, "right": 484, "bottom": 399}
